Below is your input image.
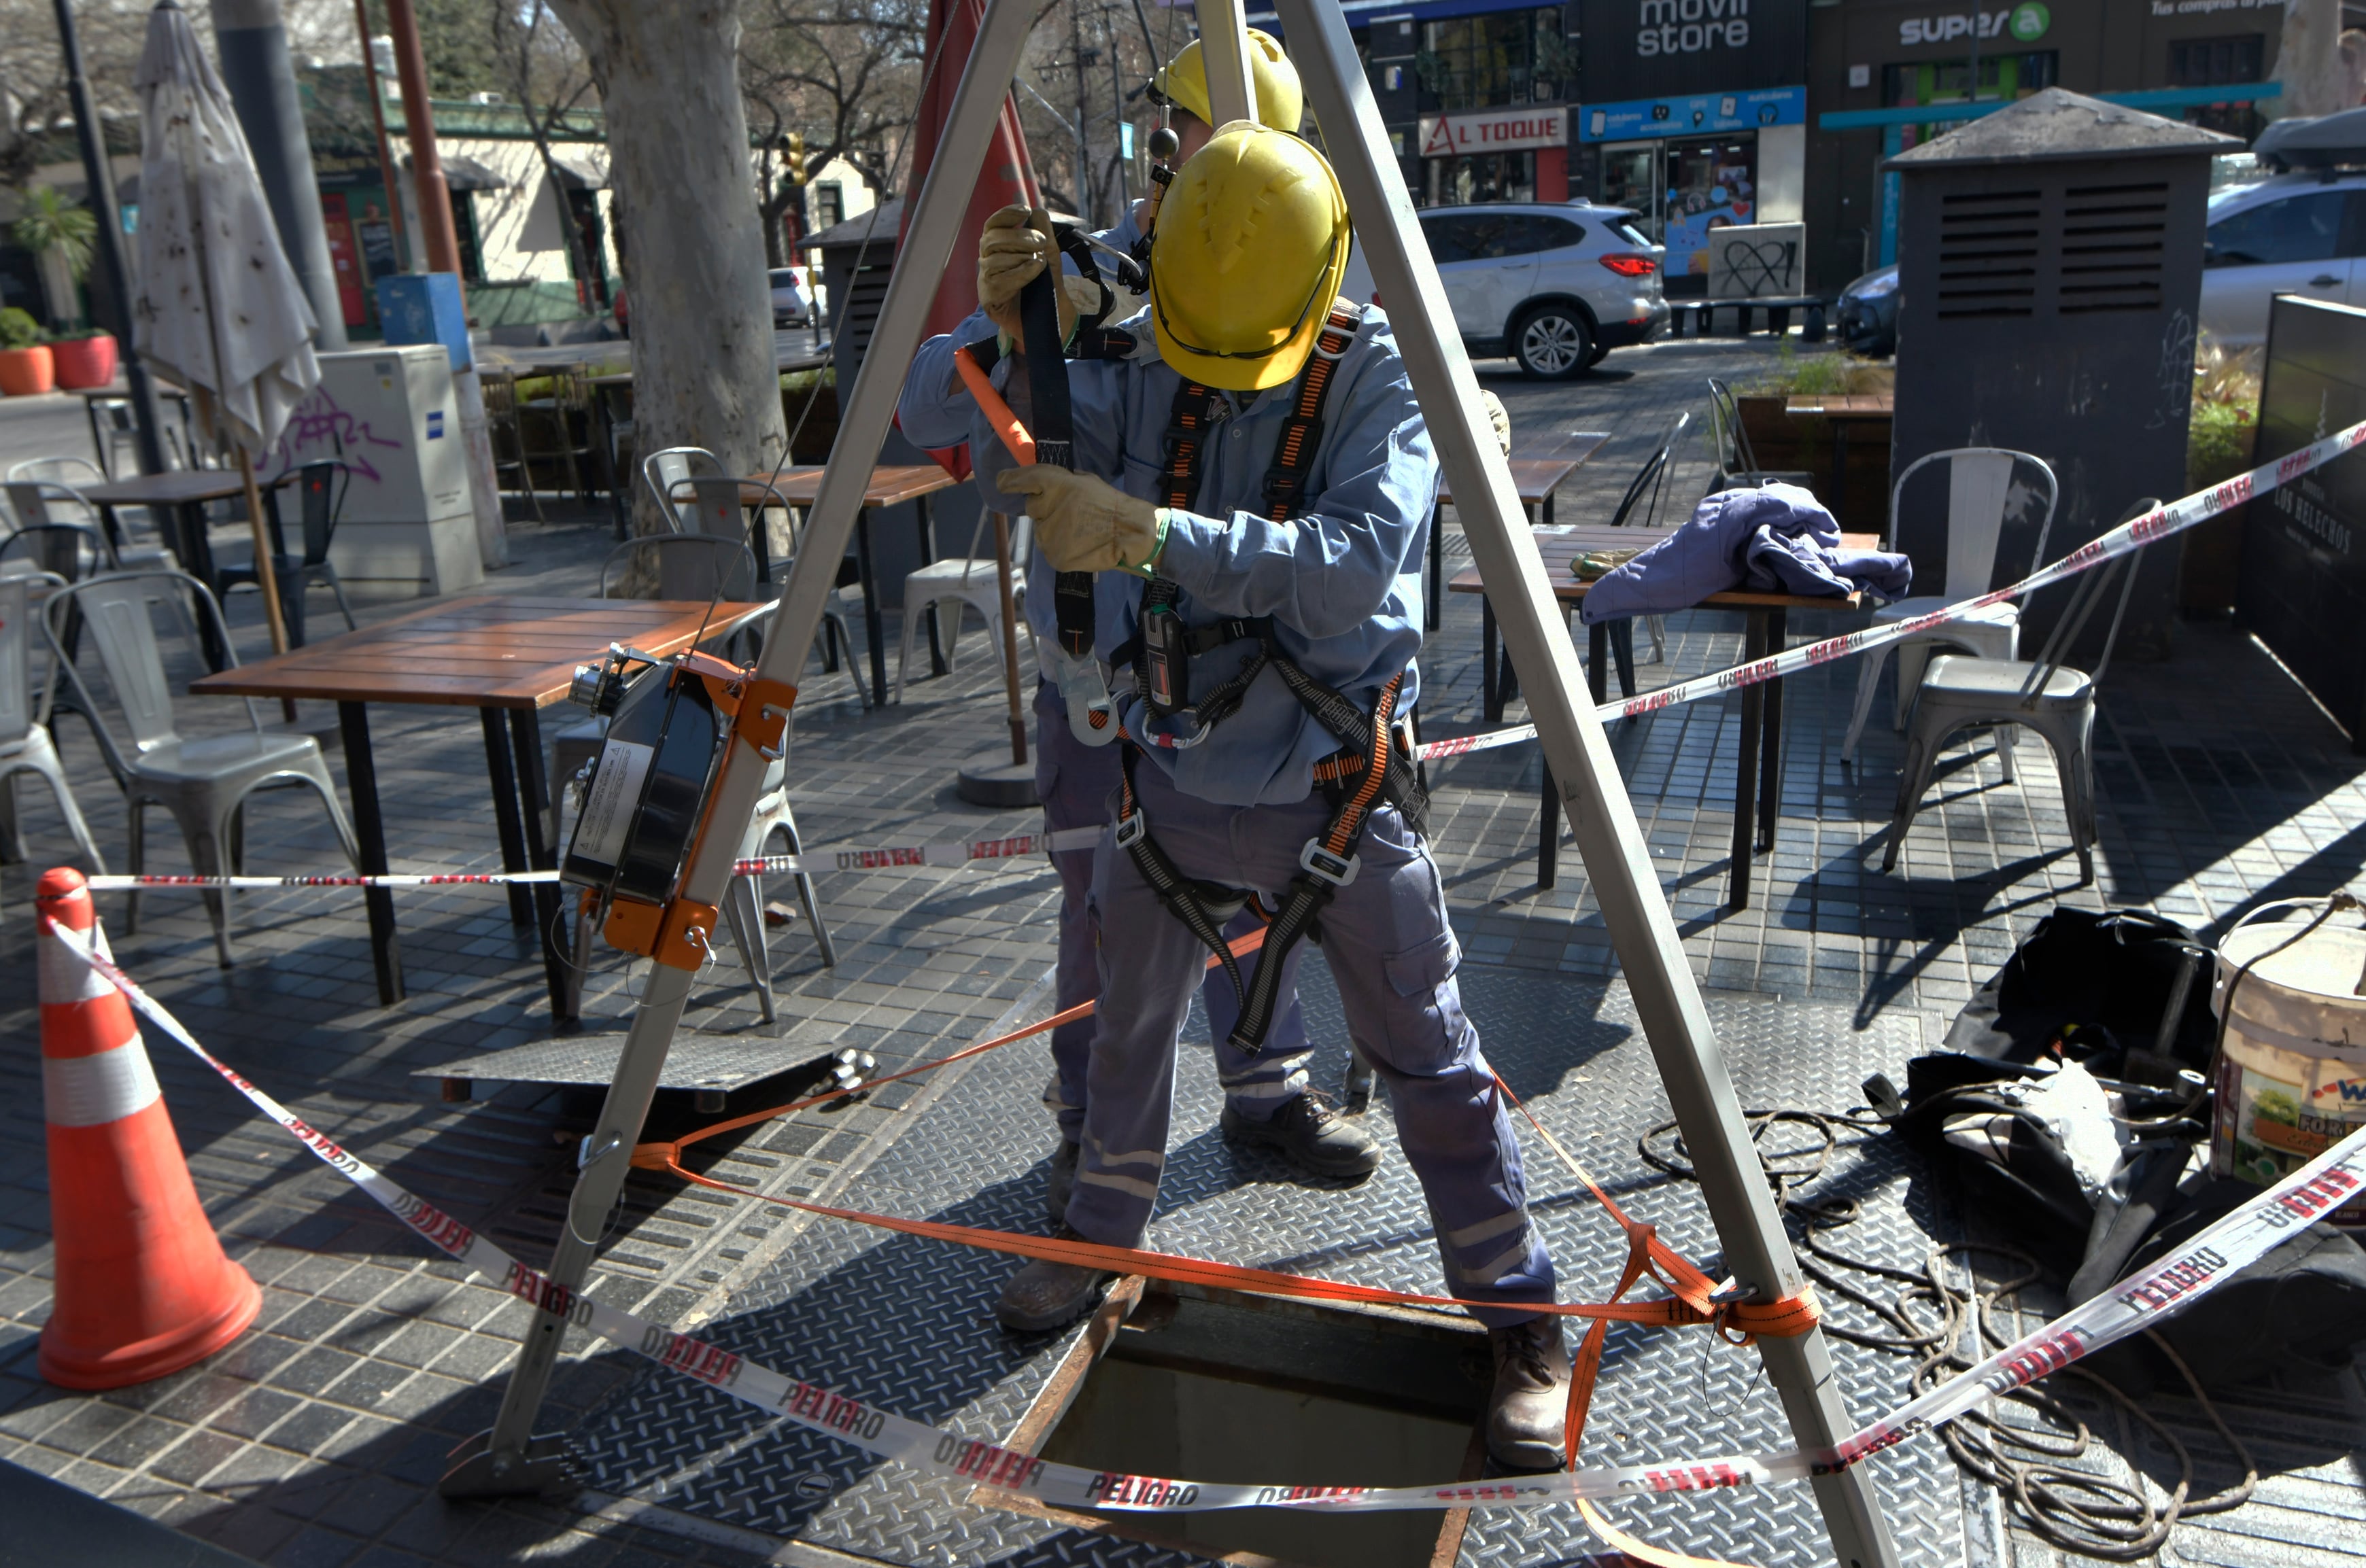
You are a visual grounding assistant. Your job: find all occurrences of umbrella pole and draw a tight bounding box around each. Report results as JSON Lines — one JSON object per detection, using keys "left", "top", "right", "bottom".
{"left": 238, "top": 446, "right": 299, "bottom": 720}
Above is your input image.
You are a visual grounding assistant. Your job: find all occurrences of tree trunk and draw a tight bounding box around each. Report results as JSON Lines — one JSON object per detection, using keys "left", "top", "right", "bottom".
{"left": 2275, "top": 0, "right": 2351, "bottom": 119}
{"left": 548, "top": 0, "right": 785, "bottom": 538}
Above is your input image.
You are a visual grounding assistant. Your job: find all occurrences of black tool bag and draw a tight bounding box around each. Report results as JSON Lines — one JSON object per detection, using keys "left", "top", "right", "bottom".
{"left": 2081, "top": 1176, "right": 2366, "bottom": 1395}
{"left": 1942, "top": 907, "right": 2217, "bottom": 1075}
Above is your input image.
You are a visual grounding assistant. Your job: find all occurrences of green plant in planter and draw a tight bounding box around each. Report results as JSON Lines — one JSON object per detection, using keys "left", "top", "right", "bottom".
{"left": 0, "top": 307, "right": 44, "bottom": 351}
{"left": 2187, "top": 336, "right": 2261, "bottom": 493}
{"left": 12, "top": 187, "right": 96, "bottom": 327}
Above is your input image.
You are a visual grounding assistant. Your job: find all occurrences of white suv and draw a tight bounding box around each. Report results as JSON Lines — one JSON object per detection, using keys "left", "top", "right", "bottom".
{"left": 1341, "top": 203, "right": 1668, "bottom": 378}
{"left": 2201, "top": 170, "right": 2366, "bottom": 347}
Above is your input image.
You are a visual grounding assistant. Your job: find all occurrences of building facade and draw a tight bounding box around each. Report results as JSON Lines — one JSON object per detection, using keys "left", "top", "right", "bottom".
{"left": 1804, "top": 0, "right": 2292, "bottom": 290}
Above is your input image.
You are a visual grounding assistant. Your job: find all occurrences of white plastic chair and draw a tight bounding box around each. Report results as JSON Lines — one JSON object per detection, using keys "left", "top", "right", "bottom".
{"left": 0, "top": 572, "right": 107, "bottom": 886}
{"left": 46, "top": 570, "right": 359, "bottom": 966}
{"left": 895, "top": 512, "right": 1031, "bottom": 704}
{"left": 1840, "top": 447, "right": 2059, "bottom": 769}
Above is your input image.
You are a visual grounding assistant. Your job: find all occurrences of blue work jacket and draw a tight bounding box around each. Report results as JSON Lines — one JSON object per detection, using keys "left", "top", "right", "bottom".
{"left": 899, "top": 289, "right": 1439, "bottom": 808}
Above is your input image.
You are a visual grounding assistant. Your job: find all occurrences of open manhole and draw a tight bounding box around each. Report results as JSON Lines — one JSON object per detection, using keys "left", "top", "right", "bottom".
{"left": 1004, "top": 1283, "right": 1490, "bottom": 1568}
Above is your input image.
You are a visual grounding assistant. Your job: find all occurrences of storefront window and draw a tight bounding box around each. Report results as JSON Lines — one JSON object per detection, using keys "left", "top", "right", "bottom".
{"left": 2172, "top": 35, "right": 2267, "bottom": 139}
{"left": 1426, "top": 151, "right": 1539, "bottom": 206}
{"left": 1882, "top": 51, "right": 2057, "bottom": 151}
{"left": 1416, "top": 8, "right": 1572, "bottom": 111}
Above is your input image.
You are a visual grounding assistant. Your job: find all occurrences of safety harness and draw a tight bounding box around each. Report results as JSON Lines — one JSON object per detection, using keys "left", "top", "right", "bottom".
{"left": 1110, "top": 300, "right": 1430, "bottom": 1054}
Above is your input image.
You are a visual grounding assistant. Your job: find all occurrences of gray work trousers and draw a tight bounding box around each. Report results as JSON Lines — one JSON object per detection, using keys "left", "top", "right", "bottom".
{"left": 1033, "top": 681, "right": 1309, "bottom": 1142}
{"left": 1069, "top": 754, "right": 1556, "bottom": 1325}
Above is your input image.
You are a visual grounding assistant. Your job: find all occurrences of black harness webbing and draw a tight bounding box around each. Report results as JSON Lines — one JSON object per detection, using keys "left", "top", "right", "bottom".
{"left": 1111, "top": 302, "right": 1430, "bottom": 1052}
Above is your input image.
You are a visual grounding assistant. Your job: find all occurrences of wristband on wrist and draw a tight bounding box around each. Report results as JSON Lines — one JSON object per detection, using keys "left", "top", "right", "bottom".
{"left": 1124, "top": 510, "right": 1171, "bottom": 578}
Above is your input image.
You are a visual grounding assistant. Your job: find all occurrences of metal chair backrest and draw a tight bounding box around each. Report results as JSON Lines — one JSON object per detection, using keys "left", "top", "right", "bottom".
{"left": 5, "top": 476, "right": 103, "bottom": 535}
{"left": 1609, "top": 411, "right": 1691, "bottom": 530}
{"left": 641, "top": 447, "right": 726, "bottom": 533}
{"left": 45, "top": 571, "right": 261, "bottom": 773}
{"left": 2017, "top": 497, "right": 2159, "bottom": 705}
{"left": 7, "top": 455, "right": 107, "bottom": 491}
{"left": 0, "top": 572, "right": 52, "bottom": 748}
{"left": 0, "top": 523, "right": 114, "bottom": 582}
{"left": 601, "top": 535, "right": 759, "bottom": 604}
{"left": 292, "top": 460, "right": 349, "bottom": 566}
{"left": 1889, "top": 447, "right": 2059, "bottom": 599}
{"left": 1704, "top": 379, "right": 1758, "bottom": 476}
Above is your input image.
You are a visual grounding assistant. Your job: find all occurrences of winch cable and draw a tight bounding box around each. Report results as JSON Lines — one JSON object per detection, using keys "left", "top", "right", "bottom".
{"left": 1638, "top": 1107, "right": 2257, "bottom": 1560}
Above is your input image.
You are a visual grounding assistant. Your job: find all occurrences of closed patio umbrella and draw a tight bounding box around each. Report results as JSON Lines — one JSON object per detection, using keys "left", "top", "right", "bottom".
{"left": 131, "top": 0, "right": 317, "bottom": 657}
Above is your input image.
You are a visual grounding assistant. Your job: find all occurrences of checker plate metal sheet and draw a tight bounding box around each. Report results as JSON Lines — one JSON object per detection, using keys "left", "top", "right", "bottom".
{"left": 413, "top": 1032, "right": 822, "bottom": 1092}
{"left": 562, "top": 963, "right": 1966, "bottom": 1568}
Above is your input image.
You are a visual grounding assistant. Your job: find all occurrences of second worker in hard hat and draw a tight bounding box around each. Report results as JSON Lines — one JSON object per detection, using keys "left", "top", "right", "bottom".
{"left": 899, "top": 116, "right": 1573, "bottom": 1471}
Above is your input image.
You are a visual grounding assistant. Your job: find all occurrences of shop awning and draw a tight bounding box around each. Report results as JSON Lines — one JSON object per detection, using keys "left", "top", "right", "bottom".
{"left": 405, "top": 152, "right": 507, "bottom": 191}
{"left": 550, "top": 158, "right": 608, "bottom": 191}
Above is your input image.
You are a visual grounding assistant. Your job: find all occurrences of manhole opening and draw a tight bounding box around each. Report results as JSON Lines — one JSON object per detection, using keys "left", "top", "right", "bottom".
{"left": 1033, "top": 1285, "right": 1488, "bottom": 1568}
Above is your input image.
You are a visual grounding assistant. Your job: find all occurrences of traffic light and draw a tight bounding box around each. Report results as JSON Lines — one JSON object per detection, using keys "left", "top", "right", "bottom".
{"left": 787, "top": 132, "right": 806, "bottom": 186}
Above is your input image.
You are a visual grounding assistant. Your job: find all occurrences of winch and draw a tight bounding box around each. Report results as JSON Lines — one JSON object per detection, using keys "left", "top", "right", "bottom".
{"left": 560, "top": 642, "right": 795, "bottom": 970}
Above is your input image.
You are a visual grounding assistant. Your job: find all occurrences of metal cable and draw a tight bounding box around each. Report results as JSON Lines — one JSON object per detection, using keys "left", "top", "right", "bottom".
{"left": 1639, "top": 1107, "right": 2257, "bottom": 1559}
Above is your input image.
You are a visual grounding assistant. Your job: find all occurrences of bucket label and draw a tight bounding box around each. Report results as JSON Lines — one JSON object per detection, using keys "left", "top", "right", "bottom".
{"left": 2217, "top": 1053, "right": 2366, "bottom": 1225}
{"left": 571, "top": 738, "right": 654, "bottom": 872}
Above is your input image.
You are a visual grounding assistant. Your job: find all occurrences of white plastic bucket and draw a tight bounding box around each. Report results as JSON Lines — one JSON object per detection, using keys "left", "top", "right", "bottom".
{"left": 2210, "top": 911, "right": 2366, "bottom": 1231}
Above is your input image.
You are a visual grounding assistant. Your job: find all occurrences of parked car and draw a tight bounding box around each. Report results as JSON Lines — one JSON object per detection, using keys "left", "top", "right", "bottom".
{"left": 1339, "top": 202, "right": 1668, "bottom": 378}
{"left": 2198, "top": 167, "right": 2366, "bottom": 348}
{"left": 770, "top": 266, "right": 815, "bottom": 328}
{"left": 1835, "top": 263, "right": 1900, "bottom": 358}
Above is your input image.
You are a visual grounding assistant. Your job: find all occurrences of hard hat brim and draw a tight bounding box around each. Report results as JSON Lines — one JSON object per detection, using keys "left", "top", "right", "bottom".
{"left": 1153, "top": 239, "right": 1351, "bottom": 393}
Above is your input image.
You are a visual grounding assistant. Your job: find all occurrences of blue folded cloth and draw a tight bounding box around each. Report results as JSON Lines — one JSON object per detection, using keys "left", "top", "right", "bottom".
{"left": 1579, "top": 483, "right": 1913, "bottom": 624}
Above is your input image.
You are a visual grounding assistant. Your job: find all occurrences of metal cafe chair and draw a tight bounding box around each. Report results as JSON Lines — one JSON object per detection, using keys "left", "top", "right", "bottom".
{"left": 44, "top": 570, "right": 359, "bottom": 966}
{"left": 895, "top": 512, "right": 1032, "bottom": 704}
{"left": 0, "top": 572, "right": 107, "bottom": 885}
{"left": 1881, "top": 498, "right": 2159, "bottom": 888}
{"left": 7, "top": 468, "right": 175, "bottom": 572}
{"left": 218, "top": 460, "right": 356, "bottom": 646}
{"left": 1704, "top": 377, "right": 1815, "bottom": 495}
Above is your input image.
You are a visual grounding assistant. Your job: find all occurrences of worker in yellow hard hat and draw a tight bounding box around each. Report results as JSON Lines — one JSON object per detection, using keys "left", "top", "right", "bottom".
{"left": 899, "top": 116, "right": 1572, "bottom": 1475}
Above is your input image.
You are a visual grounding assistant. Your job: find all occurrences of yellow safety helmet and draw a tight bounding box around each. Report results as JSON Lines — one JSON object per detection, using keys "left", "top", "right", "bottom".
{"left": 1150, "top": 30, "right": 1304, "bottom": 133}
{"left": 1149, "top": 122, "right": 1350, "bottom": 393}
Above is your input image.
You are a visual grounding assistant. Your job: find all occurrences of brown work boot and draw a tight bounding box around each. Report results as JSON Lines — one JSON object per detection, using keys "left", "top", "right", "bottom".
{"left": 1221, "top": 1091, "right": 1382, "bottom": 1178}
{"left": 1485, "top": 1314, "right": 1571, "bottom": 1471}
{"left": 995, "top": 1225, "right": 1114, "bottom": 1333}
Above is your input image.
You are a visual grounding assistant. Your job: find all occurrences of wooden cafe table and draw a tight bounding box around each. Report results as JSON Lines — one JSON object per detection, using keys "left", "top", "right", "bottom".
{"left": 191, "top": 595, "right": 768, "bottom": 1024}
{"left": 1450, "top": 524, "right": 1876, "bottom": 911}
{"left": 1424, "top": 434, "right": 1613, "bottom": 631}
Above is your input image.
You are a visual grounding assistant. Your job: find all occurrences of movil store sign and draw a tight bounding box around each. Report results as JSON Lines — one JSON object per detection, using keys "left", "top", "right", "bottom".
{"left": 1636, "top": 0, "right": 1752, "bottom": 57}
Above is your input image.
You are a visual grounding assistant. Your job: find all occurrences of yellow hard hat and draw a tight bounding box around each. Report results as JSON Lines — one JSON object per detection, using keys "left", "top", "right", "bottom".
{"left": 1150, "top": 30, "right": 1303, "bottom": 133}
{"left": 1150, "top": 122, "right": 1350, "bottom": 393}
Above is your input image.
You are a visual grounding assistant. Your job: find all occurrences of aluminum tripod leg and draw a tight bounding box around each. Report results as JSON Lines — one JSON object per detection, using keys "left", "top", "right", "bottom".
{"left": 438, "top": 0, "right": 1041, "bottom": 1497}
{"left": 1269, "top": 2, "right": 1902, "bottom": 1563}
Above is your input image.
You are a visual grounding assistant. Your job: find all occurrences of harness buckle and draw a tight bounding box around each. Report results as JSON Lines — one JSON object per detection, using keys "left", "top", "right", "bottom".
{"left": 1114, "top": 808, "right": 1149, "bottom": 850}
{"left": 1298, "top": 838, "right": 1360, "bottom": 888}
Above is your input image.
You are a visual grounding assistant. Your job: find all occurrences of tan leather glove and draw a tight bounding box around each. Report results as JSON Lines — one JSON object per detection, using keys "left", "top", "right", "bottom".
{"left": 997, "top": 466, "right": 1163, "bottom": 575}
{"left": 1481, "top": 389, "right": 1511, "bottom": 457}
{"left": 977, "top": 207, "right": 1076, "bottom": 345}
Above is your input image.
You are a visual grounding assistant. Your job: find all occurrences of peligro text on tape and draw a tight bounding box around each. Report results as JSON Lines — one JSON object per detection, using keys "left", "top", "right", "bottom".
{"left": 42, "top": 915, "right": 2366, "bottom": 1516}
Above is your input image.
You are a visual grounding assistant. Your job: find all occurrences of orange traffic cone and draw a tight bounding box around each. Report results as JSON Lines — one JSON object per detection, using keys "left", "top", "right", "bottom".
{"left": 35, "top": 867, "right": 258, "bottom": 1389}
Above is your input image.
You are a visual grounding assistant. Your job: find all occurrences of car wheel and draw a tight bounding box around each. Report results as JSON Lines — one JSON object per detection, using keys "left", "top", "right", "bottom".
{"left": 1512, "top": 307, "right": 1592, "bottom": 379}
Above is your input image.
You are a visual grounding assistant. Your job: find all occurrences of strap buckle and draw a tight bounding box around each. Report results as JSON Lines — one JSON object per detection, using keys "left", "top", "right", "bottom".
{"left": 1114, "top": 808, "right": 1149, "bottom": 850}
{"left": 1298, "top": 838, "right": 1360, "bottom": 888}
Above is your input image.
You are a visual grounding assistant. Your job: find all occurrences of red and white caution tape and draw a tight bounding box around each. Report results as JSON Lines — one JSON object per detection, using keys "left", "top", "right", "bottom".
{"left": 39, "top": 913, "right": 2366, "bottom": 1517}
{"left": 73, "top": 834, "right": 1110, "bottom": 894}
{"left": 1412, "top": 413, "right": 2366, "bottom": 758}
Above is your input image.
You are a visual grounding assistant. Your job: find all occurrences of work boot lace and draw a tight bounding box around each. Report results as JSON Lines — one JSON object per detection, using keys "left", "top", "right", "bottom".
{"left": 1494, "top": 1319, "right": 1556, "bottom": 1391}
{"left": 1280, "top": 1089, "right": 1346, "bottom": 1134}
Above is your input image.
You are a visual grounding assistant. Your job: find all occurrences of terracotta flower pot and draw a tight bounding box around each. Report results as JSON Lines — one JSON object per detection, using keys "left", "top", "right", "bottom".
{"left": 50, "top": 334, "right": 117, "bottom": 390}
{"left": 0, "top": 345, "right": 56, "bottom": 397}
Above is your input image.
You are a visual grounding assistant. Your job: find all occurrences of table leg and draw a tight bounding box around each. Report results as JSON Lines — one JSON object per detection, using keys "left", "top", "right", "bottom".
{"left": 917, "top": 497, "right": 947, "bottom": 677}
{"left": 509, "top": 709, "right": 576, "bottom": 1030}
{"left": 1481, "top": 598, "right": 1502, "bottom": 724}
{"left": 1830, "top": 422, "right": 1850, "bottom": 525}
{"left": 595, "top": 390, "right": 628, "bottom": 540}
{"left": 338, "top": 702, "right": 405, "bottom": 1005}
{"left": 1757, "top": 608, "right": 1787, "bottom": 856}
{"left": 179, "top": 501, "right": 228, "bottom": 669}
{"left": 1539, "top": 760, "right": 1558, "bottom": 890}
{"left": 1587, "top": 621, "right": 1609, "bottom": 705}
{"left": 1728, "top": 611, "right": 1770, "bottom": 912}
{"left": 481, "top": 710, "right": 536, "bottom": 930}
{"left": 262, "top": 489, "right": 305, "bottom": 648}
{"left": 1543, "top": 489, "right": 1555, "bottom": 527}
{"left": 95, "top": 500, "right": 128, "bottom": 557}
{"left": 856, "top": 510, "right": 887, "bottom": 707}
{"left": 1426, "top": 501, "right": 1443, "bottom": 634}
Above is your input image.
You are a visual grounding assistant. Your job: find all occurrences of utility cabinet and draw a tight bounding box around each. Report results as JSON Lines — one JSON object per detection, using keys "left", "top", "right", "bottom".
{"left": 2238, "top": 296, "right": 2366, "bottom": 750}
{"left": 1888, "top": 89, "right": 2235, "bottom": 661}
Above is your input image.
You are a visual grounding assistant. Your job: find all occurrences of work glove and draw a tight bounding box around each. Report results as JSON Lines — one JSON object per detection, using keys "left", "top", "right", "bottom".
{"left": 997, "top": 465, "right": 1164, "bottom": 575}
{"left": 1481, "top": 389, "right": 1511, "bottom": 456}
{"left": 977, "top": 206, "right": 1077, "bottom": 345}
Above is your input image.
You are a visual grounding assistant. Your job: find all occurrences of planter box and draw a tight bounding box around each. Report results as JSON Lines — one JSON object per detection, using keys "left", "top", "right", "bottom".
{"left": 1736, "top": 395, "right": 1891, "bottom": 536}
{"left": 0, "top": 345, "right": 55, "bottom": 397}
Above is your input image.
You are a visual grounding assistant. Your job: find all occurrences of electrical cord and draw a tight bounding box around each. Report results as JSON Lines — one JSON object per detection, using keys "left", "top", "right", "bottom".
{"left": 1639, "top": 1108, "right": 2257, "bottom": 1561}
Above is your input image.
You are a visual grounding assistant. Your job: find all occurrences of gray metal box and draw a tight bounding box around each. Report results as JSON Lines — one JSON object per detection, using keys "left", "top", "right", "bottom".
{"left": 1888, "top": 90, "right": 2235, "bottom": 661}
